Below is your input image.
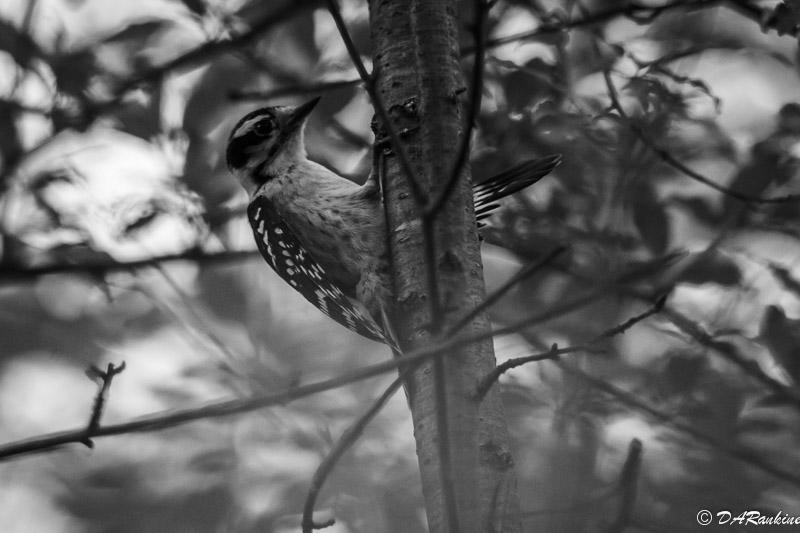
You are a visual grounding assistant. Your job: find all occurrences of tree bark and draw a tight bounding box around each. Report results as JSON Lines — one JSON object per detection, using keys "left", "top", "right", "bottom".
{"left": 368, "top": 1, "right": 521, "bottom": 531}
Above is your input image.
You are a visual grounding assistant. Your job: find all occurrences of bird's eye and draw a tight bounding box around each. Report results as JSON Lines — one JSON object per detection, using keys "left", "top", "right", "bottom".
{"left": 253, "top": 118, "right": 275, "bottom": 137}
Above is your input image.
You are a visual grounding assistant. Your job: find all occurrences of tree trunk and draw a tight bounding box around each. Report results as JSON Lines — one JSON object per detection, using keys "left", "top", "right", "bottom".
{"left": 368, "top": 1, "right": 522, "bottom": 531}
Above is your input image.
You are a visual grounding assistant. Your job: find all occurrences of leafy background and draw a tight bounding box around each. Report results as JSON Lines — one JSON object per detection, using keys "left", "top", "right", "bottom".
{"left": 1, "top": 0, "right": 800, "bottom": 531}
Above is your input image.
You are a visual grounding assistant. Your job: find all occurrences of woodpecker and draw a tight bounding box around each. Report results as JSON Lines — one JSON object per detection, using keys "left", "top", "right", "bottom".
{"left": 226, "top": 97, "right": 560, "bottom": 345}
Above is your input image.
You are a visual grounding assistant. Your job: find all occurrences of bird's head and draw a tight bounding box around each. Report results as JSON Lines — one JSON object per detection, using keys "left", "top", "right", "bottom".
{"left": 226, "top": 97, "right": 319, "bottom": 195}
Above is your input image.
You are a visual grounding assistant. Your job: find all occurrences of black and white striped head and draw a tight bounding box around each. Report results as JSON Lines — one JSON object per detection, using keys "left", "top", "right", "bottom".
{"left": 226, "top": 97, "right": 319, "bottom": 195}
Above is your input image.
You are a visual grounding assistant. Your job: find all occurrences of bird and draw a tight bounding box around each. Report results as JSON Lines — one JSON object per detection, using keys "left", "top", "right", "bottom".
{"left": 226, "top": 96, "right": 560, "bottom": 346}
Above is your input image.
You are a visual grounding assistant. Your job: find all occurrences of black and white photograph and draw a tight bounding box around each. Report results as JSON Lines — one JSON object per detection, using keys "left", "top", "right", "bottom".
{"left": 0, "top": 0, "right": 799, "bottom": 531}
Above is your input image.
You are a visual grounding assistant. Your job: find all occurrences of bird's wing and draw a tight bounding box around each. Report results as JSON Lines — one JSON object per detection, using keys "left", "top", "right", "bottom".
{"left": 248, "top": 196, "right": 390, "bottom": 345}
{"left": 473, "top": 154, "right": 561, "bottom": 227}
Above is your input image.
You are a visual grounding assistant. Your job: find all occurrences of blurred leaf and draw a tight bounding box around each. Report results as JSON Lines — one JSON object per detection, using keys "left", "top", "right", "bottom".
{"left": 631, "top": 180, "right": 669, "bottom": 253}
{"left": 110, "top": 98, "right": 162, "bottom": 139}
{"left": 728, "top": 161, "right": 776, "bottom": 201}
{"left": 661, "top": 352, "right": 707, "bottom": 394}
{"left": 760, "top": 305, "right": 800, "bottom": 382}
{"left": 769, "top": 2, "right": 800, "bottom": 36}
{"left": 82, "top": 463, "right": 141, "bottom": 489}
{"left": 0, "top": 100, "right": 23, "bottom": 171}
{"left": 625, "top": 76, "right": 685, "bottom": 118}
{"left": 670, "top": 196, "right": 721, "bottom": 226}
{"left": 187, "top": 449, "right": 237, "bottom": 474}
{"left": 101, "top": 20, "right": 171, "bottom": 45}
{"left": 494, "top": 57, "right": 562, "bottom": 111}
{"left": 673, "top": 71, "right": 720, "bottom": 112}
{"left": 0, "top": 19, "right": 43, "bottom": 68}
{"left": 50, "top": 50, "right": 97, "bottom": 98}
{"left": 678, "top": 251, "right": 741, "bottom": 286}
{"left": 179, "top": 0, "right": 208, "bottom": 16}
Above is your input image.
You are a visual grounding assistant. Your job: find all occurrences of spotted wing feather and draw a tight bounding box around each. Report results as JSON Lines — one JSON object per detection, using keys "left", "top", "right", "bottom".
{"left": 248, "top": 196, "right": 388, "bottom": 344}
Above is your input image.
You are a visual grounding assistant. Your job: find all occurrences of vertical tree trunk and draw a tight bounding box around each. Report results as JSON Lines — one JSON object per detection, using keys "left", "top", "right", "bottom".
{"left": 368, "top": 1, "right": 522, "bottom": 531}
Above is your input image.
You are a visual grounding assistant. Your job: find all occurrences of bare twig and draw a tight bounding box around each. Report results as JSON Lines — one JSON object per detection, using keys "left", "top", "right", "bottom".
{"left": 324, "top": 0, "right": 426, "bottom": 204}
{"left": 89, "top": 0, "right": 321, "bottom": 117}
{"left": 229, "top": 78, "right": 361, "bottom": 101}
{"left": 663, "top": 307, "right": 800, "bottom": 408}
{"left": 600, "top": 63, "right": 800, "bottom": 204}
{"left": 301, "top": 376, "right": 405, "bottom": 532}
{"left": 541, "top": 252, "right": 800, "bottom": 410}
{"left": 467, "top": 0, "right": 721, "bottom": 54}
{"left": 0, "top": 249, "right": 259, "bottom": 283}
{"left": 643, "top": 136, "right": 800, "bottom": 203}
{"left": 476, "top": 293, "right": 665, "bottom": 397}
{"left": 475, "top": 343, "right": 597, "bottom": 398}
{"left": 0, "top": 313, "right": 548, "bottom": 461}
{"left": 767, "top": 261, "right": 800, "bottom": 299}
{"left": 489, "top": 289, "right": 607, "bottom": 339}
{"left": 591, "top": 294, "right": 667, "bottom": 342}
{"left": 447, "top": 246, "right": 568, "bottom": 336}
{"left": 82, "top": 361, "right": 126, "bottom": 448}
{"left": 0, "top": 270, "right": 626, "bottom": 462}
{"left": 150, "top": 265, "right": 248, "bottom": 366}
{"left": 558, "top": 361, "right": 800, "bottom": 488}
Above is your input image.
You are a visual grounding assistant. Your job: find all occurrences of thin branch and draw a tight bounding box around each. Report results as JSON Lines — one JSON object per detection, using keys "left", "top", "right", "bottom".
{"left": 767, "top": 261, "right": 800, "bottom": 299}
{"left": 447, "top": 245, "right": 568, "bottom": 336}
{"left": 82, "top": 361, "right": 126, "bottom": 448}
{"left": 426, "top": 0, "right": 490, "bottom": 217}
{"left": 0, "top": 249, "right": 259, "bottom": 283}
{"left": 0, "top": 353, "right": 408, "bottom": 461}
{"left": 151, "top": 266, "right": 249, "bottom": 367}
{"left": 641, "top": 134, "right": 800, "bottom": 203}
{"left": 591, "top": 293, "right": 667, "bottom": 342}
{"left": 600, "top": 64, "right": 800, "bottom": 204}
{"left": 542, "top": 252, "right": 800, "bottom": 410}
{"left": 0, "top": 251, "right": 749, "bottom": 465}
{"left": 0, "top": 250, "right": 676, "bottom": 461}
{"left": 328, "top": 117, "right": 372, "bottom": 150}
{"left": 475, "top": 343, "right": 598, "bottom": 398}
{"left": 0, "top": 311, "right": 551, "bottom": 461}
{"left": 89, "top": 0, "right": 322, "bottom": 117}
{"left": 301, "top": 376, "right": 405, "bottom": 532}
{"left": 558, "top": 361, "right": 800, "bottom": 488}
{"left": 229, "top": 78, "right": 361, "bottom": 101}
{"left": 489, "top": 289, "right": 607, "bottom": 340}
{"left": 663, "top": 307, "right": 800, "bottom": 408}
{"left": 476, "top": 293, "right": 665, "bottom": 397}
{"left": 465, "top": 0, "right": 721, "bottom": 54}
{"left": 324, "top": 0, "right": 426, "bottom": 205}
{"left": 0, "top": 267, "right": 629, "bottom": 463}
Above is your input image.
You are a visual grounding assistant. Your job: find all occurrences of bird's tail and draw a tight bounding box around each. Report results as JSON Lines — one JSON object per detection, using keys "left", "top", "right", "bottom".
{"left": 473, "top": 154, "right": 562, "bottom": 226}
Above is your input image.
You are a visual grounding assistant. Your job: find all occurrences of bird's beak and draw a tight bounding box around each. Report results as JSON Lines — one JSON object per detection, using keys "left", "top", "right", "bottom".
{"left": 287, "top": 97, "right": 320, "bottom": 130}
